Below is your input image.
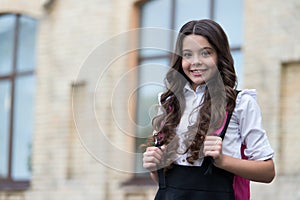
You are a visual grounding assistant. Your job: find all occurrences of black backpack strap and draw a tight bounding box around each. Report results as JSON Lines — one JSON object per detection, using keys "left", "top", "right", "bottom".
{"left": 157, "top": 168, "right": 166, "bottom": 188}
{"left": 220, "top": 90, "right": 241, "bottom": 140}
{"left": 154, "top": 132, "right": 166, "bottom": 189}
{"left": 219, "top": 111, "right": 234, "bottom": 140}
{"left": 155, "top": 146, "right": 166, "bottom": 189}
{"left": 204, "top": 90, "right": 241, "bottom": 175}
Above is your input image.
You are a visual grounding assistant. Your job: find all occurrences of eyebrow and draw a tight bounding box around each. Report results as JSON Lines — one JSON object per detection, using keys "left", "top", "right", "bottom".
{"left": 182, "top": 47, "right": 214, "bottom": 51}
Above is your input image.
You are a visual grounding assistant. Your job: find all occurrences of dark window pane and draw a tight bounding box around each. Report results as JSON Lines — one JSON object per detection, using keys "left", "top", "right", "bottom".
{"left": 139, "top": 0, "right": 172, "bottom": 57}
{"left": 12, "top": 75, "right": 36, "bottom": 180}
{"left": 0, "top": 15, "right": 16, "bottom": 76}
{"left": 214, "top": 0, "right": 244, "bottom": 47}
{"left": 0, "top": 80, "right": 11, "bottom": 178}
{"left": 174, "top": 0, "right": 210, "bottom": 31}
{"left": 16, "top": 16, "right": 38, "bottom": 72}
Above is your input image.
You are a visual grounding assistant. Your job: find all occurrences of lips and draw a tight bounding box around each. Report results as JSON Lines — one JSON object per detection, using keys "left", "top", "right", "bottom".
{"left": 190, "top": 69, "right": 207, "bottom": 76}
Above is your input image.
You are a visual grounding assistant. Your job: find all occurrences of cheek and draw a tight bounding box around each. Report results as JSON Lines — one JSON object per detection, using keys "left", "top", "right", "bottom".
{"left": 181, "top": 60, "right": 190, "bottom": 71}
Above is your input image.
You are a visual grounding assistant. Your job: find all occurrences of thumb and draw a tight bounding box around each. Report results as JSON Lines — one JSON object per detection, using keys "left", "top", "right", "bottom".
{"left": 160, "top": 145, "right": 167, "bottom": 151}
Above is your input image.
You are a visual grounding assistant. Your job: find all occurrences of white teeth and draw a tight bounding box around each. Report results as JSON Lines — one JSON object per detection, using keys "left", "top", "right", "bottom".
{"left": 191, "top": 69, "right": 206, "bottom": 72}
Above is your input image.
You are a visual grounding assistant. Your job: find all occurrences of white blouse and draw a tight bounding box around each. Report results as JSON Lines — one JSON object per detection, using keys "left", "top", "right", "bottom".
{"left": 158, "top": 84, "right": 274, "bottom": 166}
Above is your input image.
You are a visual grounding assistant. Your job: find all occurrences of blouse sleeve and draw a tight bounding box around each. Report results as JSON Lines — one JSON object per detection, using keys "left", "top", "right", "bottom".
{"left": 235, "top": 89, "right": 274, "bottom": 161}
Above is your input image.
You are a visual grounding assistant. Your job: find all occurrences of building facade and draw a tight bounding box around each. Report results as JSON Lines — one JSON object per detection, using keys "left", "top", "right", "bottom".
{"left": 0, "top": 0, "right": 300, "bottom": 199}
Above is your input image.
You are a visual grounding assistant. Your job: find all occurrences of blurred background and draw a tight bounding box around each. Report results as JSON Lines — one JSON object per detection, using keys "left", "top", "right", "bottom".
{"left": 0, "top": 0, "right": 300, "bottom": 199}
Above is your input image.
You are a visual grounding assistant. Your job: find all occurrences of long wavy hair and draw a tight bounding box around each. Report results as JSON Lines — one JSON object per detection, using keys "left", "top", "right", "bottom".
{"left": 147, "top": 19, "right": 237, "bottom": 167}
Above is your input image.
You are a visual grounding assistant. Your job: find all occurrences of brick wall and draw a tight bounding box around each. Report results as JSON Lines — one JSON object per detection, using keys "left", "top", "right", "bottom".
{"left": 31, "top": 1, "right": 140, "bottom": 199}
{"left": 0, "top": 0, "right": 43, "bottom": 17}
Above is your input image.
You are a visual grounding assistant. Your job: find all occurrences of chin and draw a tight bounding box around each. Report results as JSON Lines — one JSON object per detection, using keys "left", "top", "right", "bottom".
{"left": 193, "top": 79, "right": 206, "bottom": 86}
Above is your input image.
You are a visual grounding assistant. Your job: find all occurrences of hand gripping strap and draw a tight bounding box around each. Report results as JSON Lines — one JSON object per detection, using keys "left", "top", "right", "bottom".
{"left": 204, "top": 111, "right": 233, "bottom": 175}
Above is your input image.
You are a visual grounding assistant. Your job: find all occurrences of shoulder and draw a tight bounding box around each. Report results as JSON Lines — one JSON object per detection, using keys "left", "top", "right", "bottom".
{"left": 236, "top": 89, "right": 258, "bottom": 109}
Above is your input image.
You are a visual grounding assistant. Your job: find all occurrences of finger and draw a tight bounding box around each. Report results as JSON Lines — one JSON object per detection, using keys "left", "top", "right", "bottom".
{"left": 160, "top": 145, "right": 167, "bottom": 151}
{"left": 143, "top": 153, "right": 161, "bottom": 170}
{"left": 143, "top": 151, "right": 162, "bottom": 162}
{"left": 143, "top": 147, "right": 166, "bottom": 171}
{"left": 145, "top": 146, "right": 164, "bottom": 155}
{"left": 205, "top": 135, "right": 221, "bottom": 142}
{"left": 143, "top": 162, "right": 158, "bottom": 171}
{"left": 146, "top": 146, "right": 160, "bottom": 151}
{"left": 205, "top": 135, "right": 218, "bottom": 140}
{"left": 143, "top": 155, "right": 160, "bottom": 165}
{"left": 144, "top": 147, "right": 165, "bottom": 162}
{"left": 147, "top": 146, "right": 166, "bottom": 154}
{"left": 204, "top": 141, "right": 222, "bottom": 150}
{"left": 204, "top": 137, "right": 222, "bottom": 147}
{"left": 153, "top": 145, "right": 166, "bottom": 157}
{"left": 203, "top": 141, "right": 222, "bottom": 155}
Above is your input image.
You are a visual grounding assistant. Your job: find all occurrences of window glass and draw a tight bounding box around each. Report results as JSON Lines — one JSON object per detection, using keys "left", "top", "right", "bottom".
{"left": 0, "top": 15, "right": 16, "bottom": 75}
{"left": 174, "top": 0, "right": 210, "bottom": 31}
{"left": 140, "top": 0, "right": 171, "bottom": 28}
{"left": 0, "top": 80, "right": 11, "bottom": 178}
{"left": 231, "top": 50, "right": 244, "bottom": 88}
{"left": 136, "top": 58, "right": 169, "bottom": 133}
{"left": 139, "top": 0, "right": 172, "bottom": 57}
{"left": 214, "top": 0, "right": 244, "bottom": 47}
{"left": 16, "top": 16, "right": 38, "bottom": 72}
{"left": 12, "top": 76, "right": 36, "bottom": 180}
{"left": 135, "top": 58, "right": 169, "bottom": 172}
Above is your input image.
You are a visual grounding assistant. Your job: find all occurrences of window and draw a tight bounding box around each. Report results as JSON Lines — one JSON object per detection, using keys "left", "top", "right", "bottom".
{"left": 0, "top": 14, "right": 37, "bottom": 190}
{"left": 134, "top": 0, "right": 244, "bottom": 175}
{"left": 279, "top": 61, "right": 300, "bottom": 175}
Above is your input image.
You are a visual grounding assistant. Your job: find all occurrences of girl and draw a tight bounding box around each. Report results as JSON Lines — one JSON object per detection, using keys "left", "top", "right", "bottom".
{"left": 142, "top": 19, "right": 275, "bottom": 200}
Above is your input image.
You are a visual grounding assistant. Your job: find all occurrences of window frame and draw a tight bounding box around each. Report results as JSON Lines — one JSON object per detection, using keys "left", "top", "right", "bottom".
{"left": 0, "top": 13, "right": 36, "bottom": 191}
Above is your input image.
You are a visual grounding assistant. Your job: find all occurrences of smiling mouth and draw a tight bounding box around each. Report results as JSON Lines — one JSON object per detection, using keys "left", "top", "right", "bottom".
{"left": 190, "top": 69, "right": 206, "bottom": 76}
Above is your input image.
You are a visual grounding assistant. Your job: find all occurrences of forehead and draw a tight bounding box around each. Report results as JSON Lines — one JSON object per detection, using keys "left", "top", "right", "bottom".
{"left": 182, "top": 34, "right": 212, "bottom": 50}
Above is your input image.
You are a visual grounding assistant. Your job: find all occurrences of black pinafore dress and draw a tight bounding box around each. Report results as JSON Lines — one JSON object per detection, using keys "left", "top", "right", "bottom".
{"left": 154, "top": 110, "right": 236, "bottom": 200}
{"left": 154, "top": 160, "right": 235, "bottom": 200}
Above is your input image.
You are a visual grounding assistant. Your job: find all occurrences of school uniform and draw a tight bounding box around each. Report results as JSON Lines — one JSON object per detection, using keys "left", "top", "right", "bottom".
{"left": 154, "top": 84, "right": 274, "bottom": 200}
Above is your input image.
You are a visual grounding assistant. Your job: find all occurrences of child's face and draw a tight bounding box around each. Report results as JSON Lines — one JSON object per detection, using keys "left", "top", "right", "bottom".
{"left": 181, "top": 34, "right": 218, "bottom": 90}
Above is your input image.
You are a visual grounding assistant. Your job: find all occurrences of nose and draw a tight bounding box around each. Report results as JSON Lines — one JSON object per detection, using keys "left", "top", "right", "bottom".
{"left": 192, "top": 55, "right": 201, "bottom": 66}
